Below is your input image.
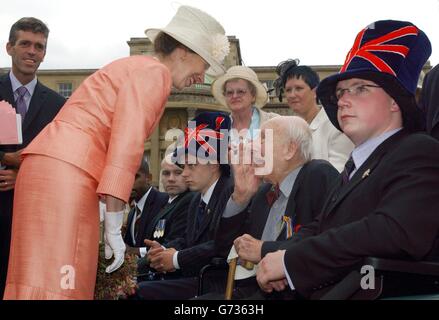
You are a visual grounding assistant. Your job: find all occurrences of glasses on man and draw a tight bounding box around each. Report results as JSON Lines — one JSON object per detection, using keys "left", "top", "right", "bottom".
{"left": 224, "top": 89, "right": 248, "bottom": 98}
{"left": 330, "top": 83, "right": 381, "bottom": 104}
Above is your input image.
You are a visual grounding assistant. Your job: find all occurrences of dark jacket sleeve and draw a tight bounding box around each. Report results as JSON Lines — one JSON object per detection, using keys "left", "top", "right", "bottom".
{"left": 161, "top": 192, "right": 195, "bottom": 244}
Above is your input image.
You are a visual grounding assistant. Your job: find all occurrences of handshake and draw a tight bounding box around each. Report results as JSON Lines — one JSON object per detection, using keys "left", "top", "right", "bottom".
{"left": 100, "top": 202, "right": 126, "bottom": 273}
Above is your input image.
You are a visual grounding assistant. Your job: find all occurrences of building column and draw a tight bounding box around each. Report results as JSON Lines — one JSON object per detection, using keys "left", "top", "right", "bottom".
{"left": 149, "top": 125, "right": 160, "bottom": 187}
{"left": 187, "top": 107, "right": 197, "bottom": 119}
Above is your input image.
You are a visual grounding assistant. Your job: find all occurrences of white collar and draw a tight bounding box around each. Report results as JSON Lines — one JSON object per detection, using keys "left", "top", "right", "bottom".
{"left": 134, "top": 186, "right": 152, "bottom": 212}
{"left": 9, "top": 71, "right": 37, "bottom": 96}
{"left": 201, "top": 178, "right": 219, "bottom": 205}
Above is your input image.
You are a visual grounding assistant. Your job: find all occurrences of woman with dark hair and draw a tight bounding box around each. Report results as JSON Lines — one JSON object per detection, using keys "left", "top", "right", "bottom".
{"left": 274, "top": 59, "right": 354, "bottom": 172}
{"left": 5, "top": 5, "right": 229, "bottom": 300}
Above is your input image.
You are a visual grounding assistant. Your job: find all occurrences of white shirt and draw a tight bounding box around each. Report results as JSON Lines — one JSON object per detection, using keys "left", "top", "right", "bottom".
{"left": 132, "top": 187, "right": 152, "bottom": 256}
{"left": 173, "top": 179, "right": 219, "bottom": 269}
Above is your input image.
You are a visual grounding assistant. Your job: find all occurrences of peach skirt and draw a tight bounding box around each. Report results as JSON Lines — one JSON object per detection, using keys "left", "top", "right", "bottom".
{"left": 4, "top": 155, "right": 100, "bottom": 300}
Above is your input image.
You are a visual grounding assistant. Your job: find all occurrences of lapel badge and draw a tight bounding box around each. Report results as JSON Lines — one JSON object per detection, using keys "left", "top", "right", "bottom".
{"left": 362, "top": 169, "right": 371, "bottom": 179}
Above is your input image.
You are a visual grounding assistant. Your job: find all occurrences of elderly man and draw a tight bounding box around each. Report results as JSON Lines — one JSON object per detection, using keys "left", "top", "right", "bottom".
{"left": 199, "top": 116, "right": 338, "bottom": 299}
{"left": 256, "top": 20, "right": 439, "bottom": 300}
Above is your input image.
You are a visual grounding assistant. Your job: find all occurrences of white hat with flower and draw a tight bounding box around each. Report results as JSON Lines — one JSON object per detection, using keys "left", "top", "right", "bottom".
{"left": 145, "top": 5, "right": 230, "bottom": 76}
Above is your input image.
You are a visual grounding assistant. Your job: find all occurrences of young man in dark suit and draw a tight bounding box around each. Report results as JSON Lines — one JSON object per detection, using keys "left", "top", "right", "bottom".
{"left": 0, "top": 17, "right": 65, "bottom": 297}
{"left": 256, "top": 20, "right": 439, "bottom": 300}
{"left": 123, "top": 154, "right": 168, "bottom": 255}
{"left": 143, "top": 154, "right": 195, "bottom": 245}
{"left": 135, "top": 112, "right": 234, "bottom": 299}
{"left": 135, "top": 155, "right": 195, "bottom": 281}
{"left": 203, "top": 116, "right": 339, "bottom": 299}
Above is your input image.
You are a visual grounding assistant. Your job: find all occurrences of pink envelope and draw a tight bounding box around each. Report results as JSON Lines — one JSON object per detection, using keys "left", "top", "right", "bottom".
{"left": 0, "top": 100, "right": 22, "bottom": 145}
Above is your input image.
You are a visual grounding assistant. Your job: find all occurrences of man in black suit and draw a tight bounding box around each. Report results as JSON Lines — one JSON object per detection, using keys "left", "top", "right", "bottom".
{"left": 135, "top": 155, "right": 195, "bottom": 281}
{"left": 0, "top": 17, "right": 65, "bottom": 297}
{"left": 123, "top": 154, "right": 168, "bottom": 256}
{"left": 199, "top": 116, "right": 339, "bottom": 299}
{"left": 256, "top": 20, "right": 439, "bottom": 300}
{"left": 419, "top": 64, "right": 439, "bottom": 140}
{"left": 143, "top": 154, "right": 195, "bottom": 245}
{"left": 136, "top": 112, "right": 233, "bottom": 300}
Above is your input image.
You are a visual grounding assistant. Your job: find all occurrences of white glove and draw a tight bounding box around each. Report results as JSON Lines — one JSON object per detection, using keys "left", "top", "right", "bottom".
{"left": 99, "top": 201, "right": 113, "bottom": 259}
{"left": 103, "top": 233, "right": 113, "bottom": 260}
{"left": 104, "top": 210, "right": 126, "bottom": 273}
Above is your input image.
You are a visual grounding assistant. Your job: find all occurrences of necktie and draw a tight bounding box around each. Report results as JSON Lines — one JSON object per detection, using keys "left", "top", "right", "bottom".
{"left": 266, "top": 185, "right": 280, "bottom": 207}
{"left": 133, "top": 206, "right": 142, "bottom": 240}
{"left": 15, "top": 86, "right": 28, "bottom": 122}
{"left": 342, "top": 156, "right": 356, "bottom": 185}
{"left": 196, "top": 200, "right": 206, "bottom": 231}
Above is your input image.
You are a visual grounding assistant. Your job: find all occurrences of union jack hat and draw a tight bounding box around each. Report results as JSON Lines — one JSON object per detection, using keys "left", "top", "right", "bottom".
{"left": 317, "top": 20, "right": 432, "bottom": 132}
{"left": 172, "top": 111, "right": 231, "bottom": 166}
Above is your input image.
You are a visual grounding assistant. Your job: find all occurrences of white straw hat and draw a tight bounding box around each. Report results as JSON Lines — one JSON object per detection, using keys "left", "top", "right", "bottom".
{"left": 211, "top": 66, "right": 269, "bottom": 108}
{"left": 145, "top": 5, "right": 230, "bottom": 76}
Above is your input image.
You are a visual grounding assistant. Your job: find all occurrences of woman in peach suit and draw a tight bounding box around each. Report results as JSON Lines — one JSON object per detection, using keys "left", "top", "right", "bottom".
{"left": 4, "top": 5, "right": 230, "bottom": 300}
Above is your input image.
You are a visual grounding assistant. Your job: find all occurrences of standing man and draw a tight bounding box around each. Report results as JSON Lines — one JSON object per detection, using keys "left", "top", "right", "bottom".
{"left": 0, "top": 17, "right": 65, "bottom": 297}
{"left": 256, "top": 20, "right": 439, "bottom": 299}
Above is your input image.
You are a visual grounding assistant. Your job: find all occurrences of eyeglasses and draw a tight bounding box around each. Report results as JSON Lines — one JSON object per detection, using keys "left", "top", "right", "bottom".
{"left": 224, "top": 89, "right": 248, "bottom": 98}
{"left": 331, "top": 84, "right": 381, "bottom": 104}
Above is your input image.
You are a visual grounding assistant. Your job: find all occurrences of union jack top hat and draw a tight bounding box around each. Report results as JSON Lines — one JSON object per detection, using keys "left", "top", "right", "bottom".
{"left": 172, "top": 111, "right": 231, "bottom": 169}
{"left": 317, "top": 20, "right": 432, "bottom": 132}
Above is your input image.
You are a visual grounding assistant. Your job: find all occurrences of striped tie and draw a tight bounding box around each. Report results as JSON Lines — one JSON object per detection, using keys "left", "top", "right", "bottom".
{"left": 342, "top": 156, "right": 356, "bottom": 185}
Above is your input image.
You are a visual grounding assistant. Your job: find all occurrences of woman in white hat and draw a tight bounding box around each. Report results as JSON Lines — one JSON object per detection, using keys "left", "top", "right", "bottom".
{"left": 211, "top": 66, "right": 278, "bottom": 145}
{"left": 5, "top": 5, "right": 229, "bottom": 300}
{"left": 273, "top": 59, "right": 354, "bottom": 172}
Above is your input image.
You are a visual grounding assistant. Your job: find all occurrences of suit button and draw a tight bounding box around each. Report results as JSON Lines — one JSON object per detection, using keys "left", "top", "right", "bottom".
{"left": 331, "top": 195, "right": 337, "bottom": 202}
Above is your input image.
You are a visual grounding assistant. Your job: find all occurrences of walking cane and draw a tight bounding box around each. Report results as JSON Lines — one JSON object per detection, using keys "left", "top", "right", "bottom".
{"left": 224, "top": 258, "right": 238, "bottom": 300}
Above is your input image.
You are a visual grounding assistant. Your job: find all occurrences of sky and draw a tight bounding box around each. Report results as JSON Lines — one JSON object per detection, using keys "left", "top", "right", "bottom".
{"left": 1, "top": 0, "right": 438, "bottom": 70}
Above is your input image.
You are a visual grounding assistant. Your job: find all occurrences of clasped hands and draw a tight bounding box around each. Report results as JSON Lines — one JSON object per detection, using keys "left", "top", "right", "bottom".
{"left": 144, "top": 239, "right": 176, "bottom": 273}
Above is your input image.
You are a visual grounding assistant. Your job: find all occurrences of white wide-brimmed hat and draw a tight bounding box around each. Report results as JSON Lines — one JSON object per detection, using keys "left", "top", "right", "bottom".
{"left": 211, "top": 66, "right": 269, "bottom": 108}
{"left": 145, "top": 5, "right": 230, "bottom": 76}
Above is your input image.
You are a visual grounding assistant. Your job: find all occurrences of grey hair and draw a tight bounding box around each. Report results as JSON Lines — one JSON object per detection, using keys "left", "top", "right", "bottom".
{"left": 276, "top": 116, "right": 313, "bottom": 162}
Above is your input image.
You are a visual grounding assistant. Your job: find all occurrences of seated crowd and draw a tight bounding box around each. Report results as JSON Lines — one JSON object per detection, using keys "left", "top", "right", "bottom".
{"left": 115, "top": 20, "right": 439, "bottom": 300}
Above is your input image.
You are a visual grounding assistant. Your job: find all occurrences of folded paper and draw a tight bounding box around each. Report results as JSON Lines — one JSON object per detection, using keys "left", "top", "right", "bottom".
{"left": 0, "top": 100, "right": 22, "bottom": 145}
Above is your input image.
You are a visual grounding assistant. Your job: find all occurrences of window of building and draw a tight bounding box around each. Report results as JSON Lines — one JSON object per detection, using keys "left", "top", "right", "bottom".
{"left": 58, "top": 82, "right": 73, "bottom": 98}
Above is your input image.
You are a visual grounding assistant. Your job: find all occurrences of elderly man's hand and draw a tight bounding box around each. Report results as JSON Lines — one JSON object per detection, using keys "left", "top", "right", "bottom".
{"left": 149, "top": 248, "right": 177, "bottom": 273}
{"left": 0, "top": 169, "right": 18, "bottom": 192}
{"left": 230, "top": 143, "right": 262, "bottom": 205}
{"left": 256, "top": 250, "right": 287, "bottom": 293}
{"left": 234, "top": 234, "right": 263, "bottom": 264}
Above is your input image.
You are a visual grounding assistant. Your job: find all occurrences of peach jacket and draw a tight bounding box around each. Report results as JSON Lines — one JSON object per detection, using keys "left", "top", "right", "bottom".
{"left": 23, "top": 56, "right": 172, "bottom": 202}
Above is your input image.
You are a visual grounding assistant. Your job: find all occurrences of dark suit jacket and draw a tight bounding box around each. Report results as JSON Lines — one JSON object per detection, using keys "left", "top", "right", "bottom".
{"left": 420, "top": 64, "right": 439, "bottom": 140}
{"left": 265, "top": 130, "right": 439, "bottom": 298}
{"left": 165, "top": 175, "right": 234, "bottom": 277}
{"left": 143, "top": 190, "right": 195, "bottom": 245}
{"left": 0, "top": 73, "right": 65, "bottom": 296}
{"left": 124, "top": 187, "right": 169, "bottom": 247}
{"left": 217, "top": 159, "right": 339, "bottom": 258}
